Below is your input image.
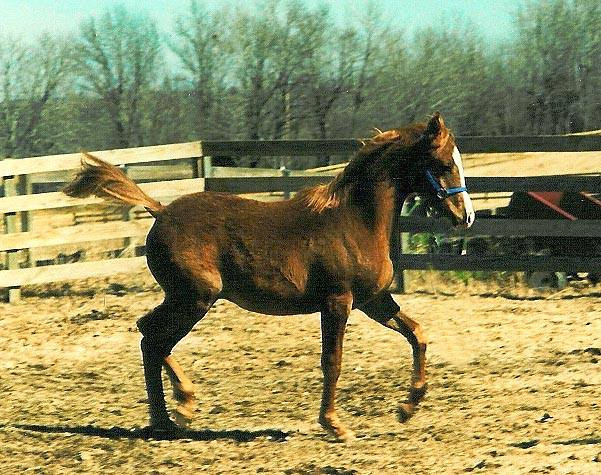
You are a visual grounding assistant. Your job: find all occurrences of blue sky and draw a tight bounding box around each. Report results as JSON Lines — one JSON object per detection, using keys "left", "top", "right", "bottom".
{"left": 1, "top": 0, "right": 525, "bottom": 43}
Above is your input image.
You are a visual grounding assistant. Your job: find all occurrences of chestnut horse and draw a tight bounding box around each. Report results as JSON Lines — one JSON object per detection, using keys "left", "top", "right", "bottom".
{"left": 64, "top": 112, "right": 474, "bottom": 441}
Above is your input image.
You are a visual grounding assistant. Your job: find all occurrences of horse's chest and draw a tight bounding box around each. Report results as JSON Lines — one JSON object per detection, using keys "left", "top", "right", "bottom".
{"left": 356, "top": 254, "right": 394, "bottom": 295}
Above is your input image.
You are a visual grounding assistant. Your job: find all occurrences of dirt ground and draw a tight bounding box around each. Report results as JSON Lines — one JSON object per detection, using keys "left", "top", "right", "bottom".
{"left": 0, "top": 273, "right": 600, "bottom": 474}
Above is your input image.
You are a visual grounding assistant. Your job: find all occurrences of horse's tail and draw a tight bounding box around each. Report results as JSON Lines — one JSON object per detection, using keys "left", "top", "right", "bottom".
{"left": 63, "top": 152, "right": 165, "bottom": 218}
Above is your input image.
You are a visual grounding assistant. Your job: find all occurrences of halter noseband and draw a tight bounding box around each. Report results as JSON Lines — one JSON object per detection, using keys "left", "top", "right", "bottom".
{"left": 425, "top": 170, "right": 467, "bottom": 200}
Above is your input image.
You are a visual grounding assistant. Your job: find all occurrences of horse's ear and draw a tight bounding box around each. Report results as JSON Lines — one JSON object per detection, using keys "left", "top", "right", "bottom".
{"left": 420, "top": 111, "right": 449, "bottom": 148}
{"left": 425, "top": 111, "right": 445, "bottom": 137}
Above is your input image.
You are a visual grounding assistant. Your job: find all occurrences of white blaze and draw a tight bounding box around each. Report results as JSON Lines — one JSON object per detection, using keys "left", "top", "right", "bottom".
{"left": 452, "top": 146, "right": 475, "bottom": 227}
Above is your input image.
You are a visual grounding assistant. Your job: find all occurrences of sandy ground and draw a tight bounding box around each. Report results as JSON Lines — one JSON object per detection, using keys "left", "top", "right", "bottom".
{"left": 1, "top": 274, "right": 601, "bottom": 474}
{"left": 2, "top": 147, "right": 601, "bottom": 474}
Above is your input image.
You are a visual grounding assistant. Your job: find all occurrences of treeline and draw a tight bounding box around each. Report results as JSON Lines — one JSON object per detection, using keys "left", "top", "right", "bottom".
{"left": 0, "top": 0, "right": 600, "bottom": 167}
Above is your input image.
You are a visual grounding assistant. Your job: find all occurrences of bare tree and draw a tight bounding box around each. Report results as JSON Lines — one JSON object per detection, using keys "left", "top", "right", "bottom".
{"left": 76, "top": 6, "right": 162, "bottom": 148}
{"left": 0, "top": 35, "right": 73, "bottom": 158}
{"left": 229, "top": 0, "right": 328, "bottom": 142}
{"left": 170, "top": 0, "right": 228, "bottom": 138}
{"left": 305, "top": 28, "right": 357, "bottom": 142}
{"left": 514, "top": 0, "right": 601, "bottom": 133}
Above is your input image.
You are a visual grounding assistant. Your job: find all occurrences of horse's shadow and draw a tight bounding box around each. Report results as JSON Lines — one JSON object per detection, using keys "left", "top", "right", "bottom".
{"left": 9, "top": 423, "right": 289, "bottom": 442}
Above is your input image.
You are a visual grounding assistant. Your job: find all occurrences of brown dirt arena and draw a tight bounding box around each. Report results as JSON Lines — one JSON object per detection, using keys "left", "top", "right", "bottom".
{"left": 1, "top": 272, "right": 601, "bottom": 474}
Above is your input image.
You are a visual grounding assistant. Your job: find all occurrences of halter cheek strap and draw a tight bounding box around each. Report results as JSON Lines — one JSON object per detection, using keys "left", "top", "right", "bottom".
{"left": 425, "top": 170, "right": 468, "bottom": 200}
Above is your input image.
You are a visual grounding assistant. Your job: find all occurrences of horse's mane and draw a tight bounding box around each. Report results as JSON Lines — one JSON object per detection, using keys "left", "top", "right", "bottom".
{"left": 298, "top": 126, "right": 424, "bottom": 213}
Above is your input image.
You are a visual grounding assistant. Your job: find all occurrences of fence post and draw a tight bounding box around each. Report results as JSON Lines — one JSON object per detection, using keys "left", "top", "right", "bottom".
{"left": 203, "top": 156, "right": 213, "bottom": 179}
{"left": 3, "top": 175, "right": 21, "bottom": 303}
{"left": 281, "top": 166, "right": 291, "bottom": 200}
{"left": 18, "top": 175, "right": 32, "bottom": 268}
{"left": 116, "top": 165, "right": 136, "bottom": 256}
{"left": 396, "top": 231, "right": 408, "bottom": 293}
{"left": 393, "top": 197, "right": 424, "bottom": 294}
{"left": 193, "top": 144, "right": 212, "bottom": 182}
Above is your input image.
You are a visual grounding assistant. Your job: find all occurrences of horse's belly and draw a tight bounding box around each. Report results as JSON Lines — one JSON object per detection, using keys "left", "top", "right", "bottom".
{"left": 223, "top": 289, "right": 319, "bottom": 316}
{"left": 219, "top": 249, "right": 319, "bottom": 315}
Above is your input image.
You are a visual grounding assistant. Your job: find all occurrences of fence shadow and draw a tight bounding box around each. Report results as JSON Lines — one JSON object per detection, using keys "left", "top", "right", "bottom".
{"left": 9, "top": 422, "right": 289, "bottom": 442}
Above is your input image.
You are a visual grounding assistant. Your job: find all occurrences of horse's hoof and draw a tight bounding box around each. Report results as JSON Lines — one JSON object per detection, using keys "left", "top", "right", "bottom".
{"left": 172, "top": 405, "right": 194, "bottom": 428}
{"left": 409, "top": 383, "right": 428, "bottom": 404}
{"left": 324, "top": 426, "right": 356, "bottom": 443}
{"left": 172, "top": 384, "right": 196, "bottom": 405}
{"left": 397, "top": 402, "right": 415, "bottom": 423}
{"left": 337, "top": 428, "right": 356, "bottom": 443}
{"left": 319, "top": 415, "right": 355, "bottom": 443}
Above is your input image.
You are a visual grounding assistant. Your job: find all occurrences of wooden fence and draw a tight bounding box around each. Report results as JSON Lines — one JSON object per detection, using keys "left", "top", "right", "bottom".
{"left": 1, "top": 135, "right": 601, "bottom": 302}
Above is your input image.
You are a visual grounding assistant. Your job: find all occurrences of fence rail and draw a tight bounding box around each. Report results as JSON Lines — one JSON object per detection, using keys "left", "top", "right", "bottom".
{"left": 398, "top": 216, "right": 601, "bottom": 237}
{"left": 1, "top": 135, "right": 600, "bottom": 301}
{"left": 395, "top": 255, "right": 601, "bottom": 273}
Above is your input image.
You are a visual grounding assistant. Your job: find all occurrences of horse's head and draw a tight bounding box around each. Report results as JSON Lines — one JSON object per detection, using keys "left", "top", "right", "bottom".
{"left": 376, "top": 112, "right": 475, "bottom": 228}
{"left": 413, "top": 112, "right": 474, "bottom": 228}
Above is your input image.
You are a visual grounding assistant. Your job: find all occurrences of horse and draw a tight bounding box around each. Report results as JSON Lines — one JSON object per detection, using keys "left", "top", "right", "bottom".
{"left": 64, "top": 112, "right": 474, "bottom": 441}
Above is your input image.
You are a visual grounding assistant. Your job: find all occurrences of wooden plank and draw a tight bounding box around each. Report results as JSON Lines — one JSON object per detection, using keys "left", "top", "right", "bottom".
{"left": 466, "top": 175, "right": 601, "bottom": 192}
{"left": 205, "top": 175, "right": 334, "bottom": 193}
{"left": 456, "top": 135, "right": 601, "bottom": 153}
{"left": 0, "top": 178, "right": 205, "bottom": 214}
{"left": 0, "top": 256, "right": 148, "bottom": 288}
{"left": 22, "top": 173, "right": 601, "bottom": 195}
{"left": 397, "top": 254, "right": 601, "bottom": 272}
{"left": 0, "top": 219, "right": 154, "bottom": 252}
{"left": 25, "top": 164, "right": 321, "bottom": 187}
{"left": 206, "top": 175, "right": 601, "bottom": 194}
{"left": 201, "top": 139, "right": 361, "bottom": 156}
{"left": 0, "top": 142, "right": 202, "bottom": 178}
{"left": 202, "top": 136, "right": 601, "bottom": 155}
{"left": 211, "top": 166, "right": 321, "bottom": 177}
{"left": 398, "top": 217, "right": 601, "bottom": 237}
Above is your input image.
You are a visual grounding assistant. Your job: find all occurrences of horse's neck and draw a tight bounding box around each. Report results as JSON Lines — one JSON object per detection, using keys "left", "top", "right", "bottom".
{"left": 347, "top": 179, "right": 399, "bottom": 245}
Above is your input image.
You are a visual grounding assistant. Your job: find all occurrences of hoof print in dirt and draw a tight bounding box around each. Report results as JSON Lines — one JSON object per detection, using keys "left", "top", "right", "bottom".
{"left": 509, "top": 439, "right": 539, "bottom": 449}
{"left": 107, "top": 283, "right": 128, "bottom": 296}
{"left": 464, "top": 459, "right": 486, "bottom": 472}
{"left": 536, "top": 412, "right": 552, "bottom": 423}
{"left": 283, "top": 463, "right": 357, "bottom": 474}
{"left": 70, "top": 305, "right": 126, "bottom": 324}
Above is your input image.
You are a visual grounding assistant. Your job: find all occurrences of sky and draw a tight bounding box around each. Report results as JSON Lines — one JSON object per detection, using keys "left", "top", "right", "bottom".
{"left": 1, "top": 0, "right": 526, "bottom": 44}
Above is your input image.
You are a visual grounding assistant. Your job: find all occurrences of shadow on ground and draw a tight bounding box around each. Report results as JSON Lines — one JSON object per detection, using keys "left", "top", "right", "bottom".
{"left": 4, "top": 422, "right": 289, "bottom": 442}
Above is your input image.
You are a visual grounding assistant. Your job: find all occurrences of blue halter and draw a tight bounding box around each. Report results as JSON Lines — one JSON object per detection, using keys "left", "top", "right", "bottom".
{"left": 425, "top": 170, "right": 467, "bottom": 200}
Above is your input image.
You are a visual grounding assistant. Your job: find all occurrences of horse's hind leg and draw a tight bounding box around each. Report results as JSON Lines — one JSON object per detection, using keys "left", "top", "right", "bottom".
{"left": 359, "top": 292, "right": 427, "bottom": 422}
{"left": 137, "top": 296, "right": 215, "bottom": 430}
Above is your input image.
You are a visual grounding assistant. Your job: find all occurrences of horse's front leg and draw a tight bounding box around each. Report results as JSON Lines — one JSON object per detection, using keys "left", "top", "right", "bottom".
{"left": 359, "top": 292, "right": 427, "bottom": 422}
{"left": 163, "top": 355, "right": 196, "bottom": 426}
{"left": 319, "top": 291, "right": 353, "bottom": 441}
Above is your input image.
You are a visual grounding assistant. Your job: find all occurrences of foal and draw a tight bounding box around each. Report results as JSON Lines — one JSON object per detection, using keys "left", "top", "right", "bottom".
{"left": 64, "top": 112, "right": 474, "bottom": 440}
